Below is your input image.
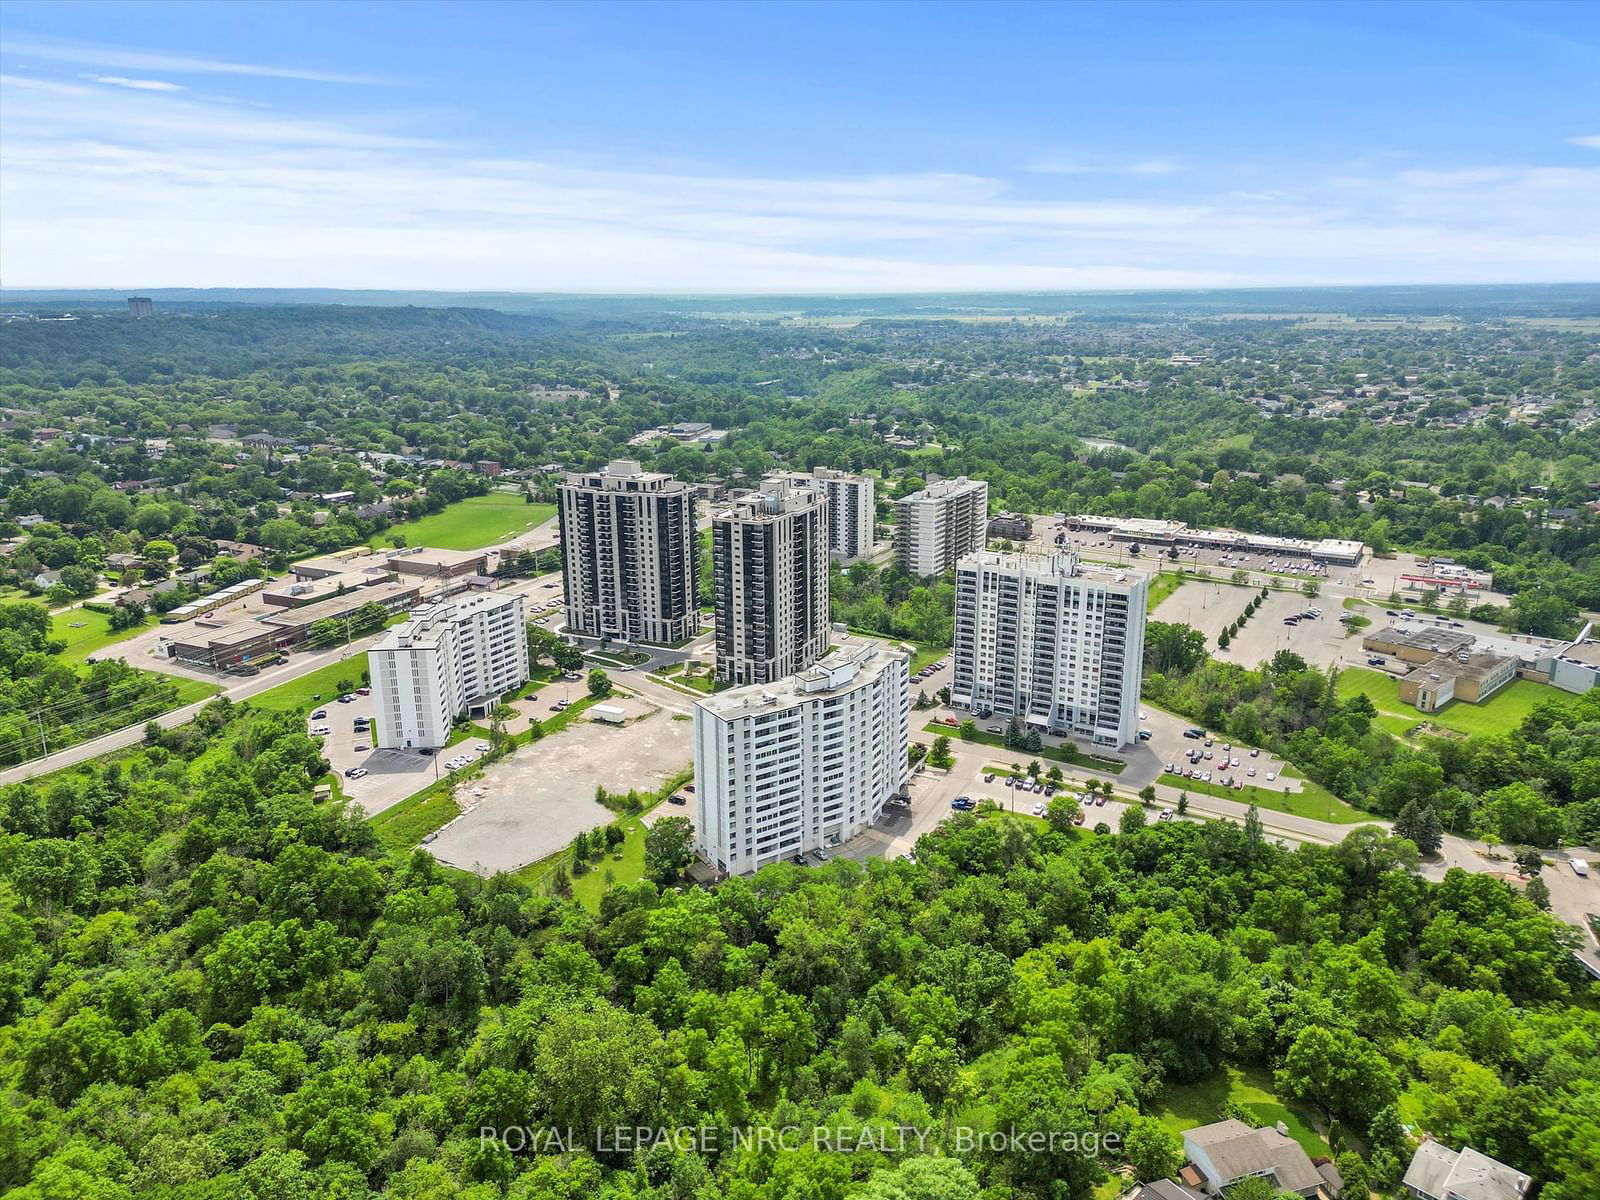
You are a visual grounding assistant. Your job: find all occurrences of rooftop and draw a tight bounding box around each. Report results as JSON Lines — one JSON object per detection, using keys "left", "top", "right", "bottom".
{"left": 900, "top": 475, "right": 986, "bottom": 502}
{"left": 1182, "top": 1120, "right": 1323, "bottom": 1194}
{"left": 696, "top": 638, "right": 906, "bottom": 720}
{"left": 1403, "top": 1141, "right": 1529, "bottom": 1200}
{"left": 1403, "top": 649, "right": 1517, "bottom": 686}
{"left": 1368, "top": 623, "right": 1477, "bottom": 655}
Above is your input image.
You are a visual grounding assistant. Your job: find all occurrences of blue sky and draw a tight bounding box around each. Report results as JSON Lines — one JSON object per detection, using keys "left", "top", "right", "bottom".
{"left": 2, "top": 0, "right": 1597, "bottom": 290}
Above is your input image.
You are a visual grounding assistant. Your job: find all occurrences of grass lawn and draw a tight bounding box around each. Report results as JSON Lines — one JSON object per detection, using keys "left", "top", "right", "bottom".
{"left": 1156, "top": 1065, "right": 1325, "bottom": 1159}
{"left": 567, "top": 813, "right": 649, "bottom": 909}
{"left": 925, "top": 721, "right": 1126, "bottom": 774}
{"left": 164, "top": 675, "right": 224, "bottom": 706}
{"left": 247, "top": 659, "right": 370, "bottom": 713}
{"left": 1335, "top": 665, "right": 1562, "bottom": 739}
{"left": 51, "top": 608, "right": 149, "bottom": 665}
{"left": 377, "top": 493, "right": 556, "bottom": 551}
{"left": 1165, "top": 769, "right": 1370, "bottom": 824}
{"left": 1145, "top": 571, "right": 1185, "bottom": 612}
{"left": 370, "top": 779, "right": 460, "bottom": 852}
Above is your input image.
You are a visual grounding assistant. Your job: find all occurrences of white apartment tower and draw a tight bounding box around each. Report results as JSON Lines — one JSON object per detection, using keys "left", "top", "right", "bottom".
{"left": 694, "top": 640, "right": 910, "bottom": 874}
{"left": 951, "top": 551, "right": 1147, "bottom": 748}
{"left": 766, "top": 468, "right": 876, "bottom": 563}
{"left": 369, "top": 592, "right": 530, "bottom": 750}
{"left": 712, "top": 479, "right": 830, "bottom": 685}
{"left": 894, "top": 476, "right": 989, "bottom": 577}
{"left": 559, "top": 459, "right": 697, "bottom": 645}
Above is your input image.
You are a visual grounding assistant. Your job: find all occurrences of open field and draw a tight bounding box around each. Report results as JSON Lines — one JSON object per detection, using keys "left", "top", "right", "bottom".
{"left": 1168, "top": 769, "right": 1369, "bottom": 824}
{"left": 1145, "top": 570, "right": 1185, "bottom": 612}
{"left": 378, "top": 493, "right": 555, "bottom": 550}
{"left": 51, "top": 608, "right": 149, "bottom": 665}
{"left": 1155, "top": 1065, "right": 1326, "bottom": 1159}
{"left": 1334, "top": 666, "right": 1563, "bottom": 739}
{"left": 246, "top": 658, "right": 370, "bottom": 713}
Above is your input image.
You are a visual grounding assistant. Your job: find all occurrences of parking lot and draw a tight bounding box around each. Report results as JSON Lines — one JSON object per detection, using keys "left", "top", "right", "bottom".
{"left": 1153, "top": 581, "right": 1354, "bottom": 671}
{"left": 427, "top": 702, "right": 692, "bottom": 875}
{"left": 306, "top": 689, "right": 446, "bottom": 815}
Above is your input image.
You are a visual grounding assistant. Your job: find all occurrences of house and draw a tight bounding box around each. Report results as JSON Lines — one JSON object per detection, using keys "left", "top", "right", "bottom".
{"left": 1182, "top": 1120, "right": 1341, "bottom": 1198}
{"left": 214, "top": 540, "right": 266, "bottom": 562}
{"left": 17, "top": 514, "right": 46, "bottom": 529}
{"left": 1127, "top": 1182, "right": 1207, "bottom": 1200}
{"left": 1402, "top": 1141, "right": 1530, "bottom": 1200}
{"left": 32, "top": 568, "right": 62, "bottom": 588}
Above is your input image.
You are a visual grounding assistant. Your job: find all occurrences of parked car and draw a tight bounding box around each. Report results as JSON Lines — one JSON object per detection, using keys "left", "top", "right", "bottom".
{"left": 984, "top": 773, "right": 994, "bottom": 782}
{"left": 668, "top": 794, "right": 687, "bottom": 806}
{"left": 1031, "top": 802, "right": 1045, "bottom": 816}
{"left": 346, "top": 767, "right": 368, "bottom": 780}
{"left": 1094, "top": 794, "right": 1107, "bottom": 807}
{"left": 1265, "top": 772, "right": 1277, "bottom": 781}
{"left": 811, "top": 848, "right": 830, "bottom": 862}
{"left": 311, "top": 709, "right": 328, "bottom": 719}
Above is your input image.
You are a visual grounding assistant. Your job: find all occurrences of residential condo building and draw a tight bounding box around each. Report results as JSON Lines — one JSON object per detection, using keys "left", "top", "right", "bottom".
{"left": 558, "top": 459, "right": 697, "bottom": 645}
{"left": 712, "top": 479, "right": 830, "bottom": 685}
{"left": 694, "top": 639, "right": 910, "bottom": 874}
{"left": 767, "top": 467, "right": 876, "bottom": 562}
{"left": 894, "top": 476, "right": 988, "bottom": 577}
{"left": 369, "top": 592, "right": 530, "bottom": 749}
{"left": 951, "top": 550, "right": 1147, "bottom": 748}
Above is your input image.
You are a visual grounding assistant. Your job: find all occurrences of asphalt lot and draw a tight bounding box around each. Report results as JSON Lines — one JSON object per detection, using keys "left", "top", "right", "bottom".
{"left": 428, "top": 700, "right": 693, "bottom": 875}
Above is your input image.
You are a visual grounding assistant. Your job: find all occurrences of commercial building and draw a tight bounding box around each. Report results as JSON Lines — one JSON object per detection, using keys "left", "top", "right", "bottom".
{"left": 894, "top": 476, "right": 989, "bottom": 577}
{"left": 1065, "top": 513, "right": 1364, "bottom": 566}
{"left": 368, "top": 592, "right": 529, "bottom": 749}
{"left": 712, "top": 479, "right": 830, "bottom": 685}
{"left": 558, "top": 459, "right": 698, "bottom": 645}
{"left": 951, "top": 551, "right": 1147, "bottom": 748}
{"left": 1402, "top": 1140, "right": 1529, "bottom": 1200}
{"left": 386, "top": 547, "right": 491, "bottom": 579}
{"left": 1363, "top": 624, "right": 1477, "bottom": 665}
{"left": 1550, "top": 636, "right": 1600, "bottom": 694}
{"left": 159, "top": 620, "right": 293, "bottom": 672}
{"left": 693, "top": 639, "right": 909, "bottom": 875}
{"left": 127, "top": 297, "right": 153, "bottom": 319}
{"left": 1398, "top": 651, "right": 1519, "bottom": 713}
{"left": 987, "top": 511, "right": 1034, "bottom": 541}
{"left": 767, "top": 467, "right": 876, "bottom": 562}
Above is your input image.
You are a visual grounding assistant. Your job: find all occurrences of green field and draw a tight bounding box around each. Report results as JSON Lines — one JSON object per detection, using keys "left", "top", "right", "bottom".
{"left": 370, "top": 781, "right": 460, "bottom": 852}
{"left": 1145, "top": 571, "right": 1185, "bottom": 612}
{"left": 1335, "top": 665, "right": 1562, "bottom": 739}
{"left": 1165, "top": 769, "right": 1370, "bottom": 824}
{"left": 925, "top": 721, "right": 1126, "bottom": 773}
{"left": 377, "top": 493, "right": 555, "bottom": 550}
{"left": 569, "top": 813, "right": 649, "bottom": 909}
{"left": 246, "top": 659, "right": 370, "bottom": 713}
{"left": 51, "top": 608, "right": 149, "bottom": 665}
{"left": 1155, "top": 1065, "right": 1325, "bottom": 1159}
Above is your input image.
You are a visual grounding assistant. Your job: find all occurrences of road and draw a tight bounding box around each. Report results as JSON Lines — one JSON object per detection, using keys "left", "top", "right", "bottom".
{"left": 1, "top": 569, "right": 567, "bottom": 785}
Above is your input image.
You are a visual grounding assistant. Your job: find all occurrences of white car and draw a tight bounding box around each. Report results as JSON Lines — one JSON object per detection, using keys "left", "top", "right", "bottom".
{"left": 348, "top": 767, "right": 368, "bottom": 780}
{"left": 1031, "top": 802, "right": 1046, "bottom": 816}
{"left": 1231, "top": 757, "right": 1241, "bottom": 768}
{"left": 474, "top": 742, "right": 491, "bottom": 752}
{"left": 1248, "top": 767, "right": 1257, "bottom": 777}
{"left": 1139, "top": 710, "right": 1148, "bottom": 720}
{"left": 310, "top": 725, "right": 331, "bottom": 736}
{"left": 1266, "top": 772, "right": 1277, "bottom": 782}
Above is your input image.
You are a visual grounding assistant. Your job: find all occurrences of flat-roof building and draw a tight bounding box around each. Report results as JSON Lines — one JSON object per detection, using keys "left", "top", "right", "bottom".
{"left": 713, "top": 479, "right": 830, "bottom": 686}
{"left": 895, "top": 476, "right": 988, "bottom": 577}
{"left": 1398, "top": 651, "right": 1519, "bottom": 713}
{"left": 386, "top": 547, "right": 491, "bottom": 579}
{"left": 368, "top": 592, "right": 529, "bottom": 749}
{"left": 693, "top": 639, "right": 909, "bottom": 875}
{"left": 952, "top": 550, "right": 1147, "bottom": 748}
{"left": 1067, "top": 513, "right": 1363, "bottom": 565}
{"left": 1363, "top": 624, "right": 1477, "bottom": 664}
{"left": 559, "top": 459, "right": 698, "bottom": 646}
{"left": 766, "top": 467, "right": 876, "bottom": 563}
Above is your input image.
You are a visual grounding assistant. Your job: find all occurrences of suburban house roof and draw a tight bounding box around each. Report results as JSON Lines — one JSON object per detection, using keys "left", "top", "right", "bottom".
{"left": 1402, "top": 1141, "right": 1530, "bottom": 1200}
{"left": 1184, "top": 1120, "right": 1324, "bottom": 1193}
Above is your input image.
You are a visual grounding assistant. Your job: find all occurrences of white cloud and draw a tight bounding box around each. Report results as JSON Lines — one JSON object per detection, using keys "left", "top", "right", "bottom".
{"left": 81, "top": 74, "right": 185, "bottom": 92}
{"left": 6, "top": 35, "right": 382, "bottom": 84}
{"left": 1025, "top": 155, "right": 1183, "bottom": 176}
{"left": 1569, "top": 134, "right": 1600, "bottom": 149}
{"left": 1, "top": 72, "right": 1596, "bottom": 291}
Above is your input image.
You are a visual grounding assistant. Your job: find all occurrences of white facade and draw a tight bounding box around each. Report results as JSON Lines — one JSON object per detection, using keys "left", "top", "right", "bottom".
{"left": 951, "top": 550, "right": 1147, "bottom": 748}
{"left": 712, "top": 480, "right": 830, "bottom": 685}
{"left": 694, "top": 640, "right": 909, "bottom": 874}
{"left": 768, "top": 468, "right": 875, "bottom": 562}
{"left": 894, "top": 476, "right": 988, "bottom": 577}
{"left": 559, "top": 458, "right": 697, "bottom": 645}
{"left": 369, "top": 592, "right": 529, "bottom": 749}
